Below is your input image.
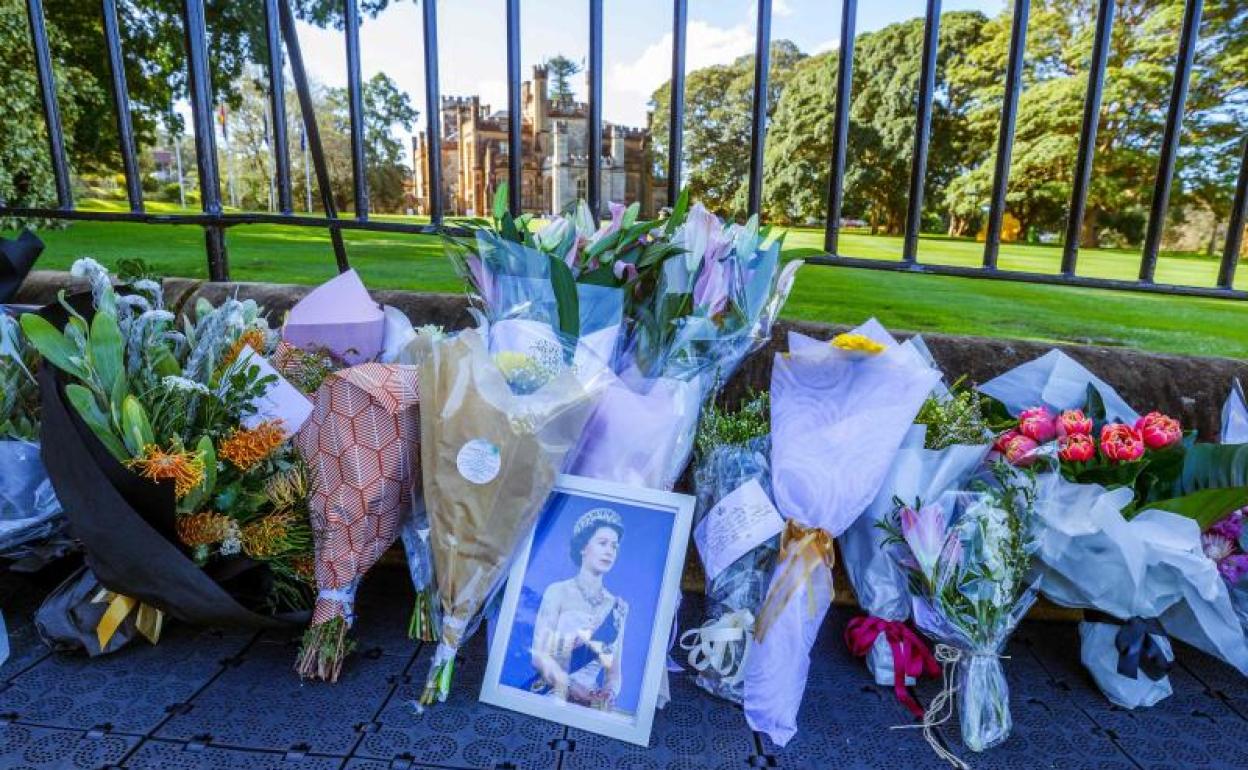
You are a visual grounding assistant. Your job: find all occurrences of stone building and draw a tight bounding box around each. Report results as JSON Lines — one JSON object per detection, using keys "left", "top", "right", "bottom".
{"left": 410, "top": 65, "right": 664, "bottom": 217}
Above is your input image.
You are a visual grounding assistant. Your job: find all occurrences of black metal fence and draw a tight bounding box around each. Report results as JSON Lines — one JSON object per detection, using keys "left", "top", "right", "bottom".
{"left": 3, "top": 0, "right": 1247, "bottom": 299}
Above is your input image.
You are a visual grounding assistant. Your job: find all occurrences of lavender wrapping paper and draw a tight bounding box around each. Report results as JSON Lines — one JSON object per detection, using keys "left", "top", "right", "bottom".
{"left": 743, "top": 327, "right": 941, "bottom": 746}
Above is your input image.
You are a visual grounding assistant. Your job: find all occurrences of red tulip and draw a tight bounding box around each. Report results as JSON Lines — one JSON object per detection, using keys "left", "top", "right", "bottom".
{"left": 1100, "top": 423, "right": 1145, "bottom": 463}
{"left": 1057, "top": 409, "right": 1094, "bottom": 437}
{"left": 1134, "top": 411, "right": 1181, "bottom": 450}
{"left": 1058, "top": 433, "right": 1096, "bottom": 463}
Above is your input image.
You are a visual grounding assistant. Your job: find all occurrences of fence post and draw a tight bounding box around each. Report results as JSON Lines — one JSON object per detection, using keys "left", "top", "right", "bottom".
{"left": 747, "top": 0, "right": 772, "bottom": 218}
{"left": 823, "top": 0, "right": 856, "bottom": 254}
{"left": 902, "top": 0, "right": 941, "bottom": 263}
{"left": 982, "top": 0, "right": 1029, "bottom": 270}
{"left": 25, "top": 0, "right": 72, "bottom": 210}
{"left": 180, "top": 0, "right": 229, "bottom": 281}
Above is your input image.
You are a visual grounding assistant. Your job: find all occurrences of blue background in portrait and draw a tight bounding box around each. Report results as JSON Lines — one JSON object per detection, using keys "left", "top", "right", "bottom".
{"left": 498, "top": 490, "right": 675, "bottom": 715}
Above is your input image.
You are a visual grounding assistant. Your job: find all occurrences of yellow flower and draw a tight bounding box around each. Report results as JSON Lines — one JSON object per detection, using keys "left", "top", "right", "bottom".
{"left": 221, "top": 327, "right": 269, "bottom": 370}
{"left": 128, "top": 444, "right": 205, "bottom": 499}
{"left": 241, "top": 511, "right": 294, "bottom": 558}
{"left": 219, "top": 421, "right": 287, "bottom": 471}
{"left": 831, "top": 333, "right": 886, "bottom": 356}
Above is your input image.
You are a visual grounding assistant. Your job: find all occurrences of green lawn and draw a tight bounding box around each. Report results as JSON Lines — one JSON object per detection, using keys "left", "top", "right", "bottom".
{"left": 7, "top": 199, "right": 1247, "bottom": 358}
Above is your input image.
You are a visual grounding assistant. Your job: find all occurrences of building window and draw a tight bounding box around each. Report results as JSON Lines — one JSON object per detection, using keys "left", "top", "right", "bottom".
{"left": 576, "top": 176, "right": 588, "bottom": 201}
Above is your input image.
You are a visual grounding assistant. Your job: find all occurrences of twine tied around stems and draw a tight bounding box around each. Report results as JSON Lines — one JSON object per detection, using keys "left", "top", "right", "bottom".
{"left": 891, "top": 643, "right": 972, "bottom": 770}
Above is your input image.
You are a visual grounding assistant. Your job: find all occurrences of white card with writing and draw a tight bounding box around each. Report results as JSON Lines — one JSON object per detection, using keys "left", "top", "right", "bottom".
{"left": 236, "top": 345, "right": 313, "bottom": 437}
{"left": 693, "top": 478, "right": 785, "bottom": 582}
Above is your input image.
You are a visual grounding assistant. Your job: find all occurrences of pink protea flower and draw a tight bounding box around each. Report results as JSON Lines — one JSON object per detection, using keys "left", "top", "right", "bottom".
{"left": 1057, "top": 409, "right": 1094, "bottom": 437}
{"left": 1135, "top": 411, "right": 1182, "bottom": 450}
{"left": 1203, "top": 532, "right": 1236, "bottom": 563}
{"left": 1100, "top": 423, "right": 1145, "bottom": 463}
{"left": 900, "top": 503, "right": 948, "bottom": 583}
{"left": 1018, "top": 406, "right": 1058, "bottom": 443}
{"left": 1058, "top": 433, "right": 1096, "bottom": 463}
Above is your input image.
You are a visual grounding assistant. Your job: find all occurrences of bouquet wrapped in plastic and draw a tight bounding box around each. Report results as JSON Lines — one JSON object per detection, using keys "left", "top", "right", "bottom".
{"left": 23, "top": 261, "right": 316, "bottom": 655}
{"left": 571, "top": 202, "right": 801, "bottom": 491}
{"left": 412, "top": 321, "right": 606, "bottom": 703}
{"left": 881, "top": 466, "right": 1042, "bottom": 760}
{"left": 679, "top": 392, "right": 780, "bottom": 702}
{"left": 744, "top": 323, "right": 941, "bottom": 746}
{"left": 982, "top": 351, "right": 1248, "bottom": 707}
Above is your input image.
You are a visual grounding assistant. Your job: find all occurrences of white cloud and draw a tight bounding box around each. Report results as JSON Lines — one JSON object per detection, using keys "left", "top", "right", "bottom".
{"left": 773, "top": 0, "right": 795, "bottom": 18}
{"left": 812, "top": 38, "right": 838, "bottom": 55}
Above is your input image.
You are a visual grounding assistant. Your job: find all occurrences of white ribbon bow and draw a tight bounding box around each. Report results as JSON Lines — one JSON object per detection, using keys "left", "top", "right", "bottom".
{"left": 678, "top": 609, "right": 755, "bottom": 685}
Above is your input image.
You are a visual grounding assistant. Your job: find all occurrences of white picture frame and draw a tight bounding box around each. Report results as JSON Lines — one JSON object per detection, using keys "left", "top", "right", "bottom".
{"left": 479, "top": 474, "right": 694, "bottom": 746}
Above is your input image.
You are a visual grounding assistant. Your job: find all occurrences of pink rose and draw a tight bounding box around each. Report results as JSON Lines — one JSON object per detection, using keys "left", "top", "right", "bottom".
{"left": 1057, "top": 409, "right": 1093, "bottom": 437}
{"left": 1100, "top": 423, "right": 1145, "bottom": 463}
{"left": 1018, "top": 406, "right": 1057, "bottom": 443}
{"left": 1135, "top": 411, "right": 1182, "bottom": 450}
{"left": 1001, "top": 433, "right": 1040, "bottom": 467}
{"left": 1058, "top": 433, "right": 1096, "bottom": 463}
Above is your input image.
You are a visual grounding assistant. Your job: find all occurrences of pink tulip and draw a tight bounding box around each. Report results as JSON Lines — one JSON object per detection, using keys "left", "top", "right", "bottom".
{"left": 1100, "top": 423, "right": 1145, "bottom": 463}
{"left": 1134, "top": 411, "right": 1182, "bottom": 449}
{"left": 900, "top": 503, "right": 948, "bottom": 582}
{"left": 1058, "top": 433, "right": 1095, "bottom": 463}
{"left": 1001, "top": 433, "right": 1041, "bottom": 466}
{"left": 1018, "top": 406, "right": 1057, "bottom": 443}
{"left": 1057, "top": 409, "right": 1094, "bottom": 437}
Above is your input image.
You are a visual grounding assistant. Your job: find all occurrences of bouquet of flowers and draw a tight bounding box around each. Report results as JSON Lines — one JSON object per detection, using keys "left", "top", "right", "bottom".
{"left": 841, "top": 374, "right": 993, "bottom": 717}
{"left": 880, "top": 464, "right": 1041, "bottom": 759}
{"left": 410, "top": 318, "right": 607, "bottom": 704}
{"left": 22, "top": 260, "right": 316, "bottom": 654}
{"left": 679, "top": 391, "right": 781, "bottom": 703}
{"left": 981, "top": 351, "right": 1248, "bottom": 707}
{"left": 570, "top": 201, "right": 801, "bottom": 491}
{"left": 743, "top": 322, "right": 941, "bottom": 746}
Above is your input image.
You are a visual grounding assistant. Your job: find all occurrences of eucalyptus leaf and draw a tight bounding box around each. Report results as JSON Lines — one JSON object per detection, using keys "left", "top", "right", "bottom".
{"left": 89, "top": 311, "right": 125, "bottom": 397}
{"left": 19, "top": 314, "right": 90, "bottom": 381}
{"left": 65, "top": 383, "right": 128, "bottom": 462}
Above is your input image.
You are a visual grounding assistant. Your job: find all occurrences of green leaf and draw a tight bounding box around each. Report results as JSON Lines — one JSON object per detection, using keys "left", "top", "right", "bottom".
{"left": 19, "top": 314, "right": 89, "bottom": 381}
{"left": 89, "top": 311, "right": 125, "bottom": 397}
{"left": 1168, "top": 443, "right": 1248, "bottom": 497}
{"left": 151, "top": 344, "right": 181, "bottom": 378}
{"left": 577, "top": 264, "right": 618, "bottom": 287}
{"left": 65, "top": 383, "right": 129, "bottom": 462}
{"left": 620, "top": 201, "right": 640, "bottom": 231}
{"left": 181, "top": 435, "right": 217, "bottom": 513}
{"left": 664, "top": 188, "right": 690, "bottom": 236}
{"left": 120, "top": 395, "right": 155, "bottom": 456}
{"left": 492, "top": 182, "right": 509, "bottom": 222}
{"left": 547, "top": 254, "right": 581, "bottom": 343}
{"left": 583, "top": 230, "right": 621, "bottom": 262}
{"left": 1084, "top": 383, "right": 1106, "bottom": 423}
{"left": 1144, "top": 488, "right": 1248, "bottom": 530}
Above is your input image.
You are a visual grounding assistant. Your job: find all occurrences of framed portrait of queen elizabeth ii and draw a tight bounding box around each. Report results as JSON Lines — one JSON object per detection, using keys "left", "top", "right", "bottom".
{"left": 480, "top": 474, "right": 694, "bottom": 746}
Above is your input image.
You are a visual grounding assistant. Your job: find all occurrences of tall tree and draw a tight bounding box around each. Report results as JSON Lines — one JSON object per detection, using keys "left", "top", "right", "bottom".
{"left": 323, "top": 71, "right": 418, "bottom": 213}
{"left": 546, "top": 54, "right": 581, "bottom": 105}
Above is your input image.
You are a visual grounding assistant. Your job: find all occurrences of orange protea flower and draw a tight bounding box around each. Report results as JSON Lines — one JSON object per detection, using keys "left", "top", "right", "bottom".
{"left": 176, "top": 510, "right": 234, "bottom": 547}
{"left": 241, "top": 511, "right": 293, "bottom": 558}
{"left": 220, "top": 327, "right": 269, "bottom": 370}
{"left": 219, "top": 421, "right": 286, "bottom": 471}
{"left": 128, "top": 444, "right": 205, "bottom": 499}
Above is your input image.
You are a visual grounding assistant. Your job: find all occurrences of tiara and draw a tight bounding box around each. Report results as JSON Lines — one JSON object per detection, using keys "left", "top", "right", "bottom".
{"left": 573, "top": 508, "right": 623, "bottom": 537}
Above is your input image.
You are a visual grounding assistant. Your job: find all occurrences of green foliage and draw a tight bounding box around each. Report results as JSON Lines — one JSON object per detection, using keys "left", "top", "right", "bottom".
{"left": 695, "top": 390, "right": 770, "bottom": 458}
{"left": 545, "top": 54, "right": 582, "bottom": 105}
{"left": 915, "top": 380, "right": 994, "bottom": 449}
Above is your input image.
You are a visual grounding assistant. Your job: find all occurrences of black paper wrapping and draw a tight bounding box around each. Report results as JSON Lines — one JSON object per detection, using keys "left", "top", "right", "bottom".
{"left": 35, "top": 565, "right": 142, "bottom": 656}
{"left": 0, "top": 230, "right": 43, "bottom": 304}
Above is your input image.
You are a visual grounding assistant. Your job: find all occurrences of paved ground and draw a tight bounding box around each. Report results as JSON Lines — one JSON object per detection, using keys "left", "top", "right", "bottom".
{"left": 2, "top": 565, "right": 1247, "bottom": 770}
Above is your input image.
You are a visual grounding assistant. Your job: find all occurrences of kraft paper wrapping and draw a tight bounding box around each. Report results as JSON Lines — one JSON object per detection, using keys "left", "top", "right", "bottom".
{"left": 418, "top": 329, "right": 599, "bottom": 661}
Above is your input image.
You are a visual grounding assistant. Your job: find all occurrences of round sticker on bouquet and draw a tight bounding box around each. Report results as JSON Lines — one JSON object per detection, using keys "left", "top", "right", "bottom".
{"left": 457, "top": 439, "right": 501, "bottom": 484}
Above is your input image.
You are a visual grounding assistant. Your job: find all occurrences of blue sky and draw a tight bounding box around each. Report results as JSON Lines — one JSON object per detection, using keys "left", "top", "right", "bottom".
{"left": 291, "top": 0, "right": 1006, "bottom": 129}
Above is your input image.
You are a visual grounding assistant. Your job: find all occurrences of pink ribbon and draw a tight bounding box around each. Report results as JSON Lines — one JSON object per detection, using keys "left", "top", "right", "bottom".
{"left": 845, "top": 615, "right": 939, "bottom": 719}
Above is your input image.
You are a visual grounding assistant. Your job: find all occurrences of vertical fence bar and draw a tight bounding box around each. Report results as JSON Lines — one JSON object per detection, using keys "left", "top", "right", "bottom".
{"left": 1140, "top": 0, "right": 1202, "bottom": 283}
{"left": 422, "top": 0, "right": 444, "bottom": 225}
{"left": 903, "top": 0, "right": 941, "bottom": 263}
{"left": 1219, "top": 138, "right": 1248, "bottom": 289}
{"left": 102, "top": 0, "right": 143, "bottom": 213}
{"left": 1061, "top": 0, "right": 1113, "bottom": 276}
{"left": 667, "top": 0, "right": 687, "bottom": 205}
{"left": 264, "top": 0, "right": 292, "bottom": 215}
{"left": 506, "top": 0, "right": 522, "bottom": 215}
{"left": 344, "top": 0, "right": 369, "bottom": 220}
{"left": 747, "top": 0, "right": 772, "bottom": 218}
{"left": 982, "top": 0, "right": 1029, "bottom": 269}
{"left": 25, "top": 0, "right": 72, "bottom": 209}
{"left": 588, "top": 0, "right": 604, "bottom": 222}
{"left": 823, "top": 0, "right": 856, "bottom": 253}
{"left": 180, "top": 0, "right": 228, "bottom": 280}
{"left": 279, "top": 0, "right": 348, "bottom": 270}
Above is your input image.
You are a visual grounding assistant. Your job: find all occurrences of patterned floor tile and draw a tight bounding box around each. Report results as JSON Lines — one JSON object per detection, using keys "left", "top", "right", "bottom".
{"left": 122, "top": 738, "right": 346, "bottom": 769}
{"left": 0, "top": 723, "right": 138, "bottom": 769}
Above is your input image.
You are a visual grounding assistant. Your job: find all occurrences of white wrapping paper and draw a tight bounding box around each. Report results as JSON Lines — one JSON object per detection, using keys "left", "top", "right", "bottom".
{"left": 978, "top": 349, "right": 1139, "bottom": 422}
{"left": 1078, "top": 620, "right": 1173, "bottom": 709}
{"left": 744, "top": 325, "right": 941, "bottom": 746}
{"left": 1223, "top": 380, "right": 1248, "bottom": 444}
{"left": 1035, "top": 478, "right": 1248, "bottom": 707}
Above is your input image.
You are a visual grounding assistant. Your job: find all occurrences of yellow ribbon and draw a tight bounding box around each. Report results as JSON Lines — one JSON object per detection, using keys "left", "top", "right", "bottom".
{"left": 91, "top": 589, "right": 164, "bottom": 651}
{"left": 753, "top": 520, "right": 834, "bottom": 643}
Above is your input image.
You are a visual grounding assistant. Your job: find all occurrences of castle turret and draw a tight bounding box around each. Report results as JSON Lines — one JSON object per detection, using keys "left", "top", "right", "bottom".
{"left": 611, "top": 125, "right": 626, "bottom": 166}
{"left": 532, "top": 65, "right": 548, "bottom": 134}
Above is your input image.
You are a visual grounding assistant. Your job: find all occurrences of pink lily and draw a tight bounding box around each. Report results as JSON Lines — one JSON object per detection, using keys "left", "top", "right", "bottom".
{"left": 900, "top": 503, "right": 948, "bottom": 583}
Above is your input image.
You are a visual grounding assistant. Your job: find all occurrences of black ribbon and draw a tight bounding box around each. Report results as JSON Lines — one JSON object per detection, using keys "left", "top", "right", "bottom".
{"left": 1087, "top": 611, "right": 1172, "bottom": 681}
